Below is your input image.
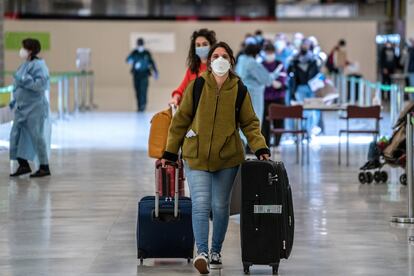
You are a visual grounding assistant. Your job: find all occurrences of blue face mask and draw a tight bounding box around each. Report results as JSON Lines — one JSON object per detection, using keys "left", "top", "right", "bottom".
{"left": 195, "top": 46, "right": 210, "bottom": 59}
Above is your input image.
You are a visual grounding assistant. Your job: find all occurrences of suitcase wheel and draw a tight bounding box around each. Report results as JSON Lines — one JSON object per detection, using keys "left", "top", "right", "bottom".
{"left": 272, "top": 265, "right": 279, "bottom": 275}
{"left": 187, "top": 258, "right": 191, "bottom": 264}
{"left": 243, "top": 264, "right": 250, "bottom": 274}
{"left": 366, "top": 171, "right": 373, "bottom": 184}
{"left": 358, "top": 172, "right": 366, "bottom": 184}
{"left": 139, "top": 258, "right": 143, "bottom": 266}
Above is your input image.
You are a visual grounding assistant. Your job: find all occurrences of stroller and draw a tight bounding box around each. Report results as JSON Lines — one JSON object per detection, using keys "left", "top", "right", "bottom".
{"left": 358, "top": 102, "right": 414, "bottom": 185}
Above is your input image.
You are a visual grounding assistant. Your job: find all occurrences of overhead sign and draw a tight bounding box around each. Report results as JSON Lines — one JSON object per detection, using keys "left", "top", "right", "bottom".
{"left": 130, "top": 32, "right": 175, "bottom": 53}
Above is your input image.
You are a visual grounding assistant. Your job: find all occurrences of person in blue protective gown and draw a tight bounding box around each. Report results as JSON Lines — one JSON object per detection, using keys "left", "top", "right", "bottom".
{"left": 236, "top": 43, "right": 281, "bottom": 152}
{"left": 237, "top": 44, "right": 281, "bottom": 126}
{"left": 9, "top": 38, "right": 51, "bottom": 178}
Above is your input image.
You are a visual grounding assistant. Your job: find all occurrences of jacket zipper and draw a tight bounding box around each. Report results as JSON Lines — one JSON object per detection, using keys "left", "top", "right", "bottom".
{"left": 207, "top": 87, "right": 220, "bottom": 170}
{"left": 277, "top": 162, "right": 289, "bottom": 256}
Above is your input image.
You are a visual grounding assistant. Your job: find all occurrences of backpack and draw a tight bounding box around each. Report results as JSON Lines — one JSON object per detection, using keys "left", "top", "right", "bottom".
{"left": 191, "top": 77, "right": 248, "bottom": 126}
{"left": 147, "top": 77, "right": 247, "bottom": 159}
{"left": 326, "top": 50, "right": 336, "bottom": 73}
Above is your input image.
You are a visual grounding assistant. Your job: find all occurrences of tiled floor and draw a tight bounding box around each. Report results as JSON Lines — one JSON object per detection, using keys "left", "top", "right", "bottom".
{"left": 0, "top": 112, "right": 412, "bottom": 276}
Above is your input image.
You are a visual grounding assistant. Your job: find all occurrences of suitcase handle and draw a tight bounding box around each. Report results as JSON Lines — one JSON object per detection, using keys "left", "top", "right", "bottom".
{"left": 156, "top": 160, "right": 179, "bottom": 169}
{"left": 155, "top": 166, "right": 179, "bottom": 218}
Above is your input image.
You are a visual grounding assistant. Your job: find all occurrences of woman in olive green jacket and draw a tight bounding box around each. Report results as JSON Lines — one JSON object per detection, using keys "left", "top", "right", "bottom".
{"left": 162, "top": 42, "right": 269, "bottom": 274}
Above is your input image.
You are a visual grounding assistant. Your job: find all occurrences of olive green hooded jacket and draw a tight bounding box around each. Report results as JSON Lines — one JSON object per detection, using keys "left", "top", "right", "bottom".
{"left": 163, "top": 71, "right": 270, "bottom": 172}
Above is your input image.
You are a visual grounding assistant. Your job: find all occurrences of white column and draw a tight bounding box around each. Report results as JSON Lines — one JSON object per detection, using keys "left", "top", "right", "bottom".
{"left": 0, "top": 0, "right": 4, "bottom": 86}
{"left": 407, "top": 0, "right": 414, "bottom": 39}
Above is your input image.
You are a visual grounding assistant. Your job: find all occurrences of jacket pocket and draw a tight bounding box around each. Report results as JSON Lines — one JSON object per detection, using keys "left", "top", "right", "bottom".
{"left": 219, "top": 132, "right": 242, "bottom": 160}
{"left": 182, "top": 136, "right": 199, "bottom": 159}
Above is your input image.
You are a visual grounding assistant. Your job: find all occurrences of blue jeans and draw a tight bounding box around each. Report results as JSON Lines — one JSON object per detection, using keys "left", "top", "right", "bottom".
{"left": 184, "top": 163, "right": 239, "bottom": 254}
{"left": 295, "top": 84, "right": 321, "bottom": 134}
{"left": 133, "top": 74, "right": 149, "bottom": 111}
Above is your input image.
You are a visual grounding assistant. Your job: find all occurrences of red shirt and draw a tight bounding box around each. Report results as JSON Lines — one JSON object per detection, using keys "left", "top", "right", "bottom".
{"left": 172, "top": 63, "right": 208, "bottom": 100}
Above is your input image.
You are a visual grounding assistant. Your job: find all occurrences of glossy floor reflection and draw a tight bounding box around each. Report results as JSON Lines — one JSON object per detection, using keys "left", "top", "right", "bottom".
{"left": 0, "top": 112, "right": 413, "bottom": 276}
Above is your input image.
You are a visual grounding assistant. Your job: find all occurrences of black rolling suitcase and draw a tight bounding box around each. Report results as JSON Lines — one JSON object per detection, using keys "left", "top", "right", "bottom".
{"left": 137, "top": 163, "right": 194, "bottom": 264}
{"left": 240, "top": 160, "right": 294, "bottom": 275}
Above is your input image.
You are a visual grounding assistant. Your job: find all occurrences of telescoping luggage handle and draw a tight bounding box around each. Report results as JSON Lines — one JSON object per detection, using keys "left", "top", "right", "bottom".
{"left": 155, "top": 161, "right": 179, "bottom": 218}
{"left": 169, "top": 104, "right": 177, "bottom": 116}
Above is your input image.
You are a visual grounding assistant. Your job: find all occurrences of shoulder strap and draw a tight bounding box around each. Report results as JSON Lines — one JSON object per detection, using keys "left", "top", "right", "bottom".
{"left": 192, "top": 77, "right": 205, "bottom": 118}
{"left": 235, "top": 80, "right": 248, "bottom": 125}
{"left": 191, "top": 77, "right": 247, "bottom": 125}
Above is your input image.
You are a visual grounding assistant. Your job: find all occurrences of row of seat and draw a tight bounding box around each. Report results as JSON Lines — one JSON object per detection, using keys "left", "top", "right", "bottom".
{"left": 267, "top": 104, "right": 381, "bottom": 166}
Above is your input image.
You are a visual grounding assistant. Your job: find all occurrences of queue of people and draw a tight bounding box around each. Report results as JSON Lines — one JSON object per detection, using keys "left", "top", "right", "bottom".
{"left": 235, "top": 31, "right": 328, "bottom": 141}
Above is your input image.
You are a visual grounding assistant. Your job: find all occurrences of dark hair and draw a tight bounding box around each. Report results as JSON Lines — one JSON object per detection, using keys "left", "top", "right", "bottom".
{"left": 187, "top": 28, "right": 217, "bottom": 75}
{"left": 244, "top": 44, "right": 260, "bottom": 57}
{"left": 263, "top": 41, "right": 275, "bottom": 52}
{"left": 137, "top": 38, "right": 144, "bottom": 46}
{"left": 339, "top": 39, "right": 346, "bottom": 47}
{"left": 255, "top": 30, "right": 263, "bottom": 36}
{"left": 207, "top": 42, "right": 237, "bottom": 77}
{"left": 22, "top": 38, "right": 41, "bottom": 60}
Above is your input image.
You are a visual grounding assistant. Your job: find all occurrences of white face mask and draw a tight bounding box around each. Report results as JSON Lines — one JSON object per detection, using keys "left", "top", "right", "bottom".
{"left": 293, "top": 39, "right": 302, "bottom": 49}
{"left": 19, "top": 48, "right": 29, "bottom": 60}
{"left": 265, "top": 54, "right": 276, "bottom": 63}
{"left": 275, "top": 40, "right": 286, "bottom": 52}
{"left": 211, "top": 57, "right": 231, "bottom": 77}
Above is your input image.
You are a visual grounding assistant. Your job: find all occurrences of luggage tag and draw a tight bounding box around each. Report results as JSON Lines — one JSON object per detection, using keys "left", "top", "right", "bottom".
{"left": 185, "top": 129, "right": 197, "bottom": 138}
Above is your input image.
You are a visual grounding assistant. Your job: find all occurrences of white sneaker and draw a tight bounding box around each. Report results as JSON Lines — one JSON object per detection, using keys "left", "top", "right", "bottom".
{"left": 210, "top": 252, "right": 222, "bottom": 269}
{"left": 193, "top": 252, "right": 210, "bottom": 274}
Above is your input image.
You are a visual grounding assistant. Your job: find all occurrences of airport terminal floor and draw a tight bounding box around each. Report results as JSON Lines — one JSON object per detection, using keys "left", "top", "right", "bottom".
{"left": 0, "top": 111, "right": 413, "bottom": 276}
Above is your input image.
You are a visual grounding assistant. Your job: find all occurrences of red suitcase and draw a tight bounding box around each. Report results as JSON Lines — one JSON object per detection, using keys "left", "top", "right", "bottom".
{"left": 155, "top": 159, "right": 185, "bottom": 197}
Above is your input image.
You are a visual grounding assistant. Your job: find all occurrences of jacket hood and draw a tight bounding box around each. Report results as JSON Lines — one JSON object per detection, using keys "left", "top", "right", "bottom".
{"left": 201, "top": 71, "right": 239, "bottom": 92}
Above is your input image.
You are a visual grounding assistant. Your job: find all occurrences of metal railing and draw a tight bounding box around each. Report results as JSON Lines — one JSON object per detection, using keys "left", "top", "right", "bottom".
{"left": 49, "top": 71, "right": 96, "bottom": 119}
{"left": 334, "top": 73, "right": 413, "bottom": 125}
{"left": 0, "top": 70, "right": 95, "bottom": 120}
{"left": 391, "top": 113, "right": 414, "bottom": 225}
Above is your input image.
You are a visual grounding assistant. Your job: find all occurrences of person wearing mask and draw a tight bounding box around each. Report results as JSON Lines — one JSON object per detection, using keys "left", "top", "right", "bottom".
{"left": 237, "top": 44, "right": 281, "bottom": 127}
{"left": 274, "top": 33, "right": 294, "bottom": 69}
{"left": 235, "top": 35, "right": 257, "bottom": 76}
{"left": 261, "top": 43, "right": 287, "bottom": 152}
{"left": 126, "top": 38, "right": 158, "bottom": 112}
{"left": 292, "top": 32, "right": 305, "bottom": 52}
{"left": 380, "top": 42, "right": 398, "bottom": 86}
{"left": 169, "top": 29, "right": 217, "bottom": 106}
{"left": 288, "top": 39, "right": 321, "bottom": 135}
{"left": 327, "top": 39, "right": 349, "bottom": 74}
{"left": 254, "top": 29, "right": 265, "bottom": 49}
{"left": 308, "top": 36, "right": 326, "bottom": 67}
{"left": 161, "top": 42, "right": 270, "bottom": 274}
{"left": 9, "top": 38, "right": 51, "bottom": 177}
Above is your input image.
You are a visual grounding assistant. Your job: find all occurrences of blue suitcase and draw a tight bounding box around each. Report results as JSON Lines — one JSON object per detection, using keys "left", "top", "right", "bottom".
{"left": 137, "top": 165, "right": 194, "bottom": 264}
